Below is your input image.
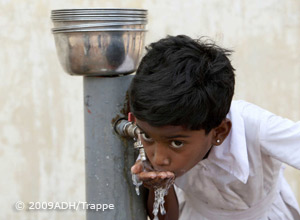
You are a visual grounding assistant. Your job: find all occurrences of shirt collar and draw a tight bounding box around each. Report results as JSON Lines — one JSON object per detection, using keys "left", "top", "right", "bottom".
{"left": 207, "top": 101, "right": 250, "bottom": 184}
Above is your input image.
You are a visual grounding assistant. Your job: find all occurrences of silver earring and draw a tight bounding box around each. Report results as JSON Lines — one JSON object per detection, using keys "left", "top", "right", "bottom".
{"left": 216, "top": 139, "right": 221, "bottom": 144}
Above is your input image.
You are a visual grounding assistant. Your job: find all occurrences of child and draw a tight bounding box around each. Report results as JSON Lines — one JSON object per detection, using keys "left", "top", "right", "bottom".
{"left": 129, "top": 35, "right": 300, "bottom": 220}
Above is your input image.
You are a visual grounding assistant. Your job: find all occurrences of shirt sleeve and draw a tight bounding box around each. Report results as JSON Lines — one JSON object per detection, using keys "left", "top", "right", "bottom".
{"left": 259, "top": 110, "right": 300, "bottom": 170}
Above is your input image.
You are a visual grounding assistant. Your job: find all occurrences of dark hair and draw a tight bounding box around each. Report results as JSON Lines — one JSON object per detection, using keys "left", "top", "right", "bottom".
{"left": 129, "top": 35, "right": 235, "bottom": 133}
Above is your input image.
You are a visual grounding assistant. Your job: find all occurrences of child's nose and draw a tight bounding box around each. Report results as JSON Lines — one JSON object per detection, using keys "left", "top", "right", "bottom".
{"left": 153, "top": 143, "right": 170, "bottom": 167}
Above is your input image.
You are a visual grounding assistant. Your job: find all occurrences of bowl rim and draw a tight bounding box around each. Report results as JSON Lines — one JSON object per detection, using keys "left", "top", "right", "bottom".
{"left": 51, "top": 8, "right": 147, "bottom": 11}
{"left": 52, "top": 28, "right": 148, "bottom": 33}
{"left": 52, "top": 17, "right": 148, "bottom": 21}
{"left": 51, "top": 14, "right": 147, "bottom": 18}
{"left": 52, "top": 11, "right": 147, "bottom": 15}
{"left": 51, "top": 12, "right": 147, "bottom": 14}
{"left": 52, "top": 21, "right": 147, "bottom": 31}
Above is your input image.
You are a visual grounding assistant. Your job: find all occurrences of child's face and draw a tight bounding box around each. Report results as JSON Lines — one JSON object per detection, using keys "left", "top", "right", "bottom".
{"left": 135, "top": 119, "right": 215, "bottom": 177}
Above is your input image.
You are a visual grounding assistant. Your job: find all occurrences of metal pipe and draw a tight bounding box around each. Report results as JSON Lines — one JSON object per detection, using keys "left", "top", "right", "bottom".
{"left": 114, "top": 119, "right": 139, "bottom": 138}
{"left": 84, "top": 75, "right": 147, "bottom": 220}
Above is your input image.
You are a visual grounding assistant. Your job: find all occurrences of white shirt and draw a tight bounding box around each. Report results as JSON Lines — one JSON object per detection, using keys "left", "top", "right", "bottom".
{"left": 174, "top": 100, "right": 300, "bottom": 220}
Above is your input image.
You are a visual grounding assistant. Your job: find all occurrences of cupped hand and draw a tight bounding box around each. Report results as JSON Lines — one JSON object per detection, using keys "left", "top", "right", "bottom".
{"left": 131, "top": 160, "right": 175, "bottom": 189}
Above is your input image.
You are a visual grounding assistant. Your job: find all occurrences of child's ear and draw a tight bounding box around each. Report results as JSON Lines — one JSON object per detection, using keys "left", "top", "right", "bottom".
{"left": 212, "top": 119, "right": 232, "bottom": 146}
{"left": 128, "top": 112, "right": 136, "bottom": 123}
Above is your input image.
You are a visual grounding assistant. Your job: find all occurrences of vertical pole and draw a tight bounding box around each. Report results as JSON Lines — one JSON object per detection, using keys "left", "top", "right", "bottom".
{"left": 84, "top": 75, "right": 147, "bottom": 220}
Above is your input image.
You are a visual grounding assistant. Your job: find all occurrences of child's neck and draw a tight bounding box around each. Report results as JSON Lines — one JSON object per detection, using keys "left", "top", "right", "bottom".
{"left": 202, "top": 146, "right": 213, "bottom": 160}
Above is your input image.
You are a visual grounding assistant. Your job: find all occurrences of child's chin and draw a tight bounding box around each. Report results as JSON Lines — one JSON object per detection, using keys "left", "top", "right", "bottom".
{"left": 174, "top": 172, "right": 182, "bottom": 178}
{"left": 174, "top": 169, "right": 190, "bottom": 177}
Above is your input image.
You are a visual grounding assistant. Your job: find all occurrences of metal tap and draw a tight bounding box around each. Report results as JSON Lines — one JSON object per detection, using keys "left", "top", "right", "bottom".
{"left": 114, "top": 118, "right": 147, "bottom": 161}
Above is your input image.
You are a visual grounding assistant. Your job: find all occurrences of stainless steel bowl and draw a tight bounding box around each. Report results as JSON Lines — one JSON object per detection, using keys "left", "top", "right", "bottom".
{"left": 53, "top": 29, "right": 147, "bottom": 76}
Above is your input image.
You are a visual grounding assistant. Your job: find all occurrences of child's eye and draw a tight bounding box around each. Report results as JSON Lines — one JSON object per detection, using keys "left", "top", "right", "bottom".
{"left": 170, "top": 140, "right": 184, "bottom": 148}
{"left": 141, "top": 133, "right": 153, "bottom": 142}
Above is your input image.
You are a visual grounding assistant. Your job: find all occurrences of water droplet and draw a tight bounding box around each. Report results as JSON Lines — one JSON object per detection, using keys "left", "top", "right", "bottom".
{"left": 132, "top": 173, "right": 142, "bottom": 196}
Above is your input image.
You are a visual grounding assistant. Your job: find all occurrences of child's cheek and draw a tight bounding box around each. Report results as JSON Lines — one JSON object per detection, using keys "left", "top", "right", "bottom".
{"left": 143, "top": 144, "right": 152, "bottom": 157}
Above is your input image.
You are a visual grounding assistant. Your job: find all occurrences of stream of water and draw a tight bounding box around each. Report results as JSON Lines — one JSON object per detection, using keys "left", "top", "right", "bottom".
{"left": 132, "top": 160, "right": 175, "bottom": 220}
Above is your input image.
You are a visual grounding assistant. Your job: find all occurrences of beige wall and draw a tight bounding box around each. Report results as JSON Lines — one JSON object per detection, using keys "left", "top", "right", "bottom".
{"left": 0, "top": 0, "right": 299, "bottom": 219}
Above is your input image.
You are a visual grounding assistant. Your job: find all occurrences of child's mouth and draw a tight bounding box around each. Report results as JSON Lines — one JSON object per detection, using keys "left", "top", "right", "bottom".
{"left": 143, "top": 159, "right": 178, "bottom": 177}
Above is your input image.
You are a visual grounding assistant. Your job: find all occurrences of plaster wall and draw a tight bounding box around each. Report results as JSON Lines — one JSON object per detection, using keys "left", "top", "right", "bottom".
{"left": 0, "top": 0, "right": 299, "bottom": 219}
